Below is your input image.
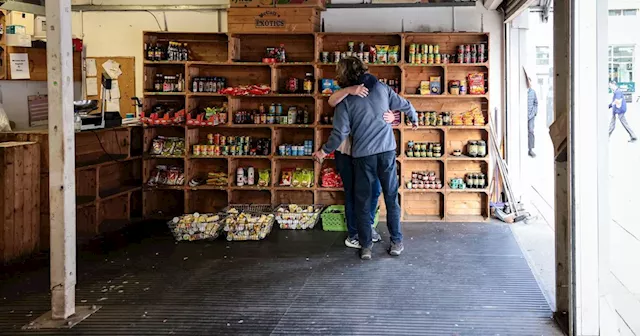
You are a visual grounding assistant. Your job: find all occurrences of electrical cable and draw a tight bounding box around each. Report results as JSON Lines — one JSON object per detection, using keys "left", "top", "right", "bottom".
{"left": 146, "top": 11, "right": 164, "bottom": 31}
{"left": 91, "top": 129, "right": 124, "bottom": 164}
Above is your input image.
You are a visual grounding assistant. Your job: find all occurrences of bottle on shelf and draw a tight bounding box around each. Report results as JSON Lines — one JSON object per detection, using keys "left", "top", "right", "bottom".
{"left": 147, "top": 43, "right": 156, "bottom": 61}
{"left": 279, "top": 44, "right": 286, "bottom": 63}
{"left": 182, "top": 43, "right": 189, "bottom": 61}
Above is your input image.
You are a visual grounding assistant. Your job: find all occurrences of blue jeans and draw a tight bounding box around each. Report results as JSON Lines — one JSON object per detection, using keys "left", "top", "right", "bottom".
{"left": 353, "top": 150, "right": 402, "bottom": 248}
{"left": 335, "top": 151, "right": 380, "bottom": 239}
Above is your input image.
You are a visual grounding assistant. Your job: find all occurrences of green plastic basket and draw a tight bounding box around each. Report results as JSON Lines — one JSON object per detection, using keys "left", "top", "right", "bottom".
{"left": 321, "top": 205, "right": 379, "bottom": 232}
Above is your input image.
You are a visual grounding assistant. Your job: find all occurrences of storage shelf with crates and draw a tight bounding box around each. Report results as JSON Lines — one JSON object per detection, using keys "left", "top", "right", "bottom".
{"left": 142, "top": 31, "right": 491, "bottom": 222}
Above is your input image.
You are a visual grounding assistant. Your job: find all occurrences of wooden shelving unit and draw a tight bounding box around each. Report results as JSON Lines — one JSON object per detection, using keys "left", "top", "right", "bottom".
{"left": 142, "top": 31, "right": 491, "bottom": 222}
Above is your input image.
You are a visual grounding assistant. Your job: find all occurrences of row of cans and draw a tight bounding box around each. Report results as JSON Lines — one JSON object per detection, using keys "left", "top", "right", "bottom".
{"left": 278, "top": 141, "right": 313, "bottom": 156}
{"left": 206, "top": 134, "right": 251, "bottom": 146}
{"left": 193, "top": 144, "right": 254, "bottom": 156}
{"left": 409, "top": 44, "right": 440, "bottom": 55}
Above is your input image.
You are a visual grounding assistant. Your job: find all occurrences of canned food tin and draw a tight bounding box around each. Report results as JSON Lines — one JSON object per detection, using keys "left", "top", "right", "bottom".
{"left": 243, "top": 144, "right": 249, "bottom": 154}
{"left": 409, "top": 43, "right": 417, "bottom": 54}
{"left": 464, "top": 52, "right": 471, "bottom": 63}
{"left": 363, "top": 51, "right": 370, "bottom": 63}
{"left": 267, "top": 115, "right": 275, "bottom": 124}
{"left": 285, "top": 145, "right": 292, "bottom": 156}
{"left": 220, "top": 136, "right": 226, "bottom": 146}
{"left": 207, "top": 145, "right": 215, "bottom": 156}
{"left": 435, "top": 53, "right": 441, "bottom": 64}
{"left": 279, "top": 145, "right": 286, "bottom": 156}
{"left": 276, "top": 104, "right": 283, "bottom": 116}
{"left": 260, "top": 114, "right": 267, "bottom": 124}
{"left": 207, "top": 133, "right": 214, "bottom": 145}
{"left": 214, "top": 133, "right": 221, "bottom": 145}
{"left": 221, "top": 145, "right": 228, "bottom": 155}
{"left": 428, "top": 53, "right": 434, "bottom": 64}
{"left": 334, "top": 51, "right": 341, "bottom": 63}
{"left": 458, "top": 45, "right": 465, "bottom": 54}
{"left": 230, "top": 145, "right": 237, "bottom": 155}
{"left": 416, "top": 54, "right": 422, "bottom": 64}
{"left": 422, "top": 53, "right": 428, "bottom": 64}
{"left": 409, "top": 53, "right": 415, "bottom": 64}
{"left": 422, "top": 44, "right": 428, "bottom": 54}
{"left": 433, "top": 45, "right": 439, "bottom": 54}
{"left": 428, "top": 45, "right": 433, "bottom": 54}
{"left": 458, "top": 53, "right": 464, "bottom": 63}
{"left": 193, "top": 145, "right": 201, "bottom": 156}
{"left": 214, "top": 145, "right": 220, "bottom": 156}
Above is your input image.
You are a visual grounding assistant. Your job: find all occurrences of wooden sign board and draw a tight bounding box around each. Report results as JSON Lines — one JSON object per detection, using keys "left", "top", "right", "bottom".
{"left": 228, "top": 8, "right": 321, "bottom": 33}
{"left": 230, "top": 0, "right": 326, "bottom": 9}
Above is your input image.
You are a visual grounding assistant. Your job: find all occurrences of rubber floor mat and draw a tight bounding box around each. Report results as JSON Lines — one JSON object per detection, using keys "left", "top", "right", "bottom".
{"left": 0, "top": 222, "right": 564, "bottom": 335}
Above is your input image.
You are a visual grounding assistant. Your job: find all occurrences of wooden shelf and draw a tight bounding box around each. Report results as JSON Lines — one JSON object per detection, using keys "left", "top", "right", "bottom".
{"left": 145, "top": 154, "right": 185, "bottom": 159}
{"left": 144, "top": 61, "right": 187, "bottom": 65}
{"left": 447, "top": 155, "right": 489, "bottom": 161}
{"left": 142, "top": 31, "right": 491, "bottom": 222}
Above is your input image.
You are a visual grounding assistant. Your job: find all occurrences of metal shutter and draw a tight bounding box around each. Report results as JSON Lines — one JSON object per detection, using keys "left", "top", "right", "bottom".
{"left": 504, "top": 0, "right": 537, "bottom": 22}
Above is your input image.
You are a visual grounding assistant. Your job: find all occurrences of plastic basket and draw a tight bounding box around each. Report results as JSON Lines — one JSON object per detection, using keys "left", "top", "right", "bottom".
{"left": 274, "top": 204, "right": 325, "bottom": 230}
{"left": 223, "top": 212, "right": 275, "bottom": 241}
{"left": 321, "top": 205, "right": 379, "bottom": 232}
{"left": 167, "top": 213, "right": 227, "bottom": 241}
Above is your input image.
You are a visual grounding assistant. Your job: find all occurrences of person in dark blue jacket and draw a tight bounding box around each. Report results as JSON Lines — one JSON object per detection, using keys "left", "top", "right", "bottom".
{"left": 313, "top": 57, "right": 418, "bottom": 260}
{"left": 609, "top": 80, "right": 637, "bottom": 142}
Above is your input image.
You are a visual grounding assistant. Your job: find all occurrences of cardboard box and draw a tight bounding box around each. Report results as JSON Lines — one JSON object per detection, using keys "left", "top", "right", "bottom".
{"left": 7, "top": 34, "right": 32, "bottom": 47}
{"left": 7, "top": 11, "right": 34, "bottom": 36}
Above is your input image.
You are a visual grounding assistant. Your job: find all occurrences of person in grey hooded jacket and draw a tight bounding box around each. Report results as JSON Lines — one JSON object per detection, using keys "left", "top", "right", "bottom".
{"left": 313, "top": 57, "right": 418, "bottom": 260}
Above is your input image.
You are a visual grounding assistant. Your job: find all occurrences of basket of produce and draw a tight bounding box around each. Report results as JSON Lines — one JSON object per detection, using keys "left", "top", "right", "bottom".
{"left": 223, "top": 212, "right": 275, "bottom": 241}
{"left": 222, "top": 204, "right": 273, "bottom": 214}
{"left": 274, "top": 204, "right": 324, "bottom": 230}
{"left": 321, "top": 205, "right": 379, "bottom": 232}
{"left": 167, "top": 213, "right": 226, "bottom": 241}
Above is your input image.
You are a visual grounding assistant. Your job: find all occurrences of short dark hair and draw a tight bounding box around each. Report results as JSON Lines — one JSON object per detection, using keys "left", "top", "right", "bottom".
{"left": 336, "top": 56, "right": 368, "bottom": 88}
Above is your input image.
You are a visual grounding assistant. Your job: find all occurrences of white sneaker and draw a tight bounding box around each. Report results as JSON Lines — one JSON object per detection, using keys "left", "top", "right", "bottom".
{"left": 345, "top": 237, "right": 361, "bottom": 249}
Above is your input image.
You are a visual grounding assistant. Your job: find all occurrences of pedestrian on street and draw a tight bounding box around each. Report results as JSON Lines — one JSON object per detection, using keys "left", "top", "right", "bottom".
{"left": 526, "top": 75, "right": 538, "bottom": 158}
{"left": 608, "top": 80, "right": 637, "bottom": 142}
{"left": 313, "top": 56, "right": 418, "bottom": 260}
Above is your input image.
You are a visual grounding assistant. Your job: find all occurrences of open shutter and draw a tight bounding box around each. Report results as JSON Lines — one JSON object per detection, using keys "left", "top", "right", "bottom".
{"left": 503, "top": 0, "right": 536, "bottom": 22}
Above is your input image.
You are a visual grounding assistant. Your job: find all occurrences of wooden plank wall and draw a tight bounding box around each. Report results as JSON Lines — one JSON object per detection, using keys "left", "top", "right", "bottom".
{"left": 0, "top": 141, "right": 40, "bottom": 263}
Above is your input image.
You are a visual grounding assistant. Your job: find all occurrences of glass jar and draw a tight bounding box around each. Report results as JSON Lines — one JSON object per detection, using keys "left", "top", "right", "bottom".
{"left": 465, "top": 173, "right": 474, "bottom": 188}
{"left": 303, "top": 73, "right": 314, "bottom": 94}
{"left": 478, "top": 173, "right": 486, "bottom": 188}
{"left": 477, "top": 140, "right": 487, "bottom": 157}
{"left": 472, "top": 173, "right": 480, "bottom": 188}
{"left": 467, "top": 140, "right": 478, "bottom": 157}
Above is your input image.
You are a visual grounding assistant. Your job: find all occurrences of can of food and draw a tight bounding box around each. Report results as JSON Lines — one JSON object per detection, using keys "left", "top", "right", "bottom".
{"left": 285, "top": 145, "right": 292, "bottom": 156}
{"left": 334, "top": 51, "right": 341, "bottom": 63}
{"left": 279, "top": 145, "right": 286, "bottom": 156}
{"left": 478, "top": 53, "right": 486, "bottom": 63}
{"left": 428, "top": 53, "right": 434, "bottom": 64}
{"left": 214, "top": 145, "right": 220, "bottom": 156}
{"left": 409, "top": 53, "right": 415, "bottom": 64}
{"left": 422, "top": 53, "right": 428, "bottom": 64}
{"left": 193, "top": 145, "right": 201, "bottom": 156}
{"left": 478, "top": 44, "right": 486, "bottom": 54}
{"left": 422, "top": 44, "right": 428, "bottom": 54}
{"left": 428, "top": 45, "right": 433, "bottom": 54}
{"left": 221, "top": 145, "right": 228, "bottom": 155}
{"left": 415, "top": 54, "right": 422, "bottom": 64}
{"left": 276, "top": 103, "right": 283, "bottom": 116}
{"left": 464, "top": 52, "right": 471, "bottom": 64}
{"left": 363, "top": 51, "right": 370, "bottom": 63}
{"left": 471, "top": 53, "right": 477, "bottom": 63}
{"left": 260, "top": 114, "right": 267, "bottom": 124}
{"left": 458, "top": 45, "right": 465, "bottom": 54}
{"left": 207, "top": 145, "right": 215, "bottom": 156}
{"left": 267, "top": 115, "right": 275, "bottom": 124}
{"left": 220, "top": 135, "right": 226, "bottom": 146}
{"left": 434, "top": 45, "right": 440, "bottom": 54}
{"left": 458, "top": 53, "right": 464, "bottom": 63}
{"left": 230, "top": 145, "right": 236, "bottom": 156}
{"left": 321, "top": 51, "right": 330, "bottom": 63}
{"left": 465, "top": 45, "right": 471, "bottom": 53}
{"left": 435, "top": 53, "right": 441, "bottom": 64}
{"left": 409, "top": 43, "right": 417, "bottom": 54}
{"left": 207, "top": 133, "right": 214, "bottom": 145}
{"left": 213, "top": 133, "right": 221, "bottom": 145}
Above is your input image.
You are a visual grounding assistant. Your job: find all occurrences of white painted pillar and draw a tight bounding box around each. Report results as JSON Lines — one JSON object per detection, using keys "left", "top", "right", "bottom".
{"left": 46, "top": 0, "right": 77, "bottom": 320}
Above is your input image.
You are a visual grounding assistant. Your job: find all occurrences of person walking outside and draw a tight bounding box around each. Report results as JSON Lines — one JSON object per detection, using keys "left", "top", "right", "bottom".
{"left": 608, "top": 80, "right": 637, "bottom": 142}
{"left": 313, "top": 57, "right": 418, "bottom": 260}
{"left": 326, "top": 84, "right": 396, "bottom": 249}
{"left": 526, "top": 75, "right": 538, "bottom": 158}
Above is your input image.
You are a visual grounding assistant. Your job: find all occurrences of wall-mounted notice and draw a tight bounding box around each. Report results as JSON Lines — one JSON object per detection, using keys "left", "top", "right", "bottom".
{"left": 9, "top": 53, "right": 30, "bottom": 79}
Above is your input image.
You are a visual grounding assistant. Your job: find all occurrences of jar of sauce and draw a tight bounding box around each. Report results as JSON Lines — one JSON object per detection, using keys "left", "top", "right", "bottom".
{"left": 467, "top": 141, "right": 479, "bottom": 157}
{"left": 477, "top": 140, "right": 487, "bottom": 157}
{"left": 303, "top": 73, "right": 314, "bottom": 94}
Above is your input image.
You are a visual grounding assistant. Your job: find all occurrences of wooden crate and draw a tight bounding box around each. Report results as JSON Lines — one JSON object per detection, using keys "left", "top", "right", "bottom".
{"left": 230, "top": 0, "right": 326, "bottom": 8}
{"left": 0, "top": 141, "right": 40, "bottom": 263}
{"left": 228, "top": 8, "right": 321, "bottom": 33}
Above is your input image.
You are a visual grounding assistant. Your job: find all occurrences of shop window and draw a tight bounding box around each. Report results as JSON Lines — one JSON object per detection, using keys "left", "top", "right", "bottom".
{"left": 536, "top": 46, "right": 550, "bottom": 66}
{"left": 608, "top": 45, "right": 635, "bottom": 84}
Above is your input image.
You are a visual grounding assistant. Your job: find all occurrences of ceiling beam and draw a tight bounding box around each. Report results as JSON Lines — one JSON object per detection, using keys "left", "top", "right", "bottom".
{"left": 483, "top": 0, "right": 503, "bottom": 10}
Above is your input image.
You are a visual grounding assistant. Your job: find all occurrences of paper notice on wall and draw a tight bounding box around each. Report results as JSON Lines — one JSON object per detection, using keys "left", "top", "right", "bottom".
{"left": 86, "top": 58, "right": 97, "bottom": 77}
{"left": 9, "top": 53, "right": 30, "bottom": 79}
{"left": 102, "top": 59, "right": 122, "bottom": 79}
{"left": 86, "top": 77, "right": 98, "bottom": 96}
{"left": 109, "top": 79, "right": 121, "bottom": 99}
{"left": 105, "top": 98, "right": 120, "bottom": 113}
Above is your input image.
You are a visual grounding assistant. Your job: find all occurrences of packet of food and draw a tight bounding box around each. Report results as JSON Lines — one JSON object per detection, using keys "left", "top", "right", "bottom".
{"left": 258, "top": 169, "right": 271, "bottom": 187}
{"left": 172, "top": 138, "right": 186, "bottom": 156}
{"left": 161, "top": 138, "right": 176, "bottom": 156}
{"left": 388, "top": 45, "right": 399, "bottom": 63}
{"left": 375, "top": 45, "right": 389, "bottom": 63}
{"left": 150, "top": 137, "right": 165, "bottom": 155}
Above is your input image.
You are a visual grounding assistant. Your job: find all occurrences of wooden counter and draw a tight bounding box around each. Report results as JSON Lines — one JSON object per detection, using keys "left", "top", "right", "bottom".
{"left": 0, "top": 126, "right": 143, "bottom": 249}
{"left": 0, "top": 141, "right": 40, "bottom": 263}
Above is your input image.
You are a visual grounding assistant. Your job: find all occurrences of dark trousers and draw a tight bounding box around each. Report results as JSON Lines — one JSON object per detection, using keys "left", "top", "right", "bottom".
{"left": 353, "top": 150, "right": 402, "bottom": 248}
{"left": 335, "top": 151, "right": 380, "bottom": 239}
{"left": 528, "top": 117, "right": 535, "bottom": 151}
{"left": 609, "top": 113, "right": 637, "bottom": 139}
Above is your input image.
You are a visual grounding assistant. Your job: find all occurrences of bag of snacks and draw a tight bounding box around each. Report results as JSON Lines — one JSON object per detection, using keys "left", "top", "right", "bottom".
{"left": 375, "top": 45, "right": 389, "bottom": 63}
{"left": 388, "top": 45, "right": 399, "bottom": 63}
{"left": 172, "top": 138, "right": 185, "bottom": 156}
{"left": 161, "top": 138, "right": 176, "bottom": 156}
{"left": 258, "top": 169, "right": 271, "bottom": 187}
{"left": 150, "top": 137, "right": 165, "bottom": 155}
{"left": 280, "top": 169, "right": 294, "bottom": 186}
{"left": 467, "top": 73, "right": 486, "bottom": 95}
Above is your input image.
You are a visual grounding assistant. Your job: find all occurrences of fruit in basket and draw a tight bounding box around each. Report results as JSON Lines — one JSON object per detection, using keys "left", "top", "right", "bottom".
{"left": 169, "top": 213, "right": 224, "bottom": 241}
